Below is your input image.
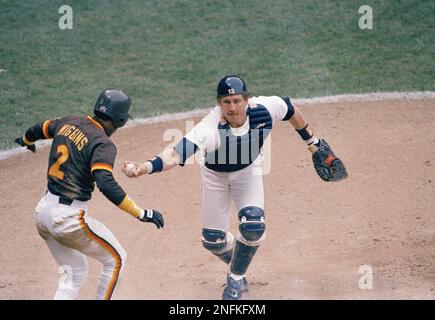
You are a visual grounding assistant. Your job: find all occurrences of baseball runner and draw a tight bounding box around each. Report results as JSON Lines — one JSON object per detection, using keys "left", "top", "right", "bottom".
{"left": 122, "top": 75, "right": 347, "bottom": 300}
{"left": 15, "top": 89, "right": 164, "bottom": 300}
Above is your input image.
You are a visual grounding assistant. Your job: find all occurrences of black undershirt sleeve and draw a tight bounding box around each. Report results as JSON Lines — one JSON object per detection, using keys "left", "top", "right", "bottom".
{"left": 93, "top": 169, "right": 127, "bottom": 206}
{"left": 24, "top": 119, "right": 57, "bottom": 141}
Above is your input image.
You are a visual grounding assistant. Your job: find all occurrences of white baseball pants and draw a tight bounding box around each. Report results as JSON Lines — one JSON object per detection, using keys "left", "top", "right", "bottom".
{"left": 34, "top": 191, "right": 126, "bottom": 300}
{"left": 200, "top": 157, "right": 265, "bottom": 232}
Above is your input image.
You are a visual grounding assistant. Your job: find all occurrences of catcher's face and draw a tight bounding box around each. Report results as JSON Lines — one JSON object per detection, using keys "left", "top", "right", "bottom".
{"left": 218, "top": 94, "right": 249, "bottom": 128}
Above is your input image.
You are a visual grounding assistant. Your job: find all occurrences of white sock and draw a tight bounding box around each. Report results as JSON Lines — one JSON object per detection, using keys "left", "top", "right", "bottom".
{"left": 229, "top": 273, "right": 245, "bottom": 281}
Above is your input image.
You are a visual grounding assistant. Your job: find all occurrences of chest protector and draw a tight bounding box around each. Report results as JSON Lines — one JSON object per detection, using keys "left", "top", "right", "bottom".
{"left": 205, "top": 105, "right": 273, "bottom": 172}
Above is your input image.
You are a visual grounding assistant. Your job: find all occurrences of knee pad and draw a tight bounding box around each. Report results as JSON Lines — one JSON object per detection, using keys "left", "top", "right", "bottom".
{"left": 238, "top": 206, "right": 265, "bottom": 243}
{"left": 202, "top": 228, "right": 234, "bottom": 264}
{"left": 202, "top": 228, "right": 233, "bottom": 253}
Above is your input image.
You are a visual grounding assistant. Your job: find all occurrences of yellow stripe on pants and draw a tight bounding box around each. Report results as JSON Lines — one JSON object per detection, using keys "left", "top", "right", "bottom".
{"left": 78, "top": 210, "right": 122, "bottom": 300}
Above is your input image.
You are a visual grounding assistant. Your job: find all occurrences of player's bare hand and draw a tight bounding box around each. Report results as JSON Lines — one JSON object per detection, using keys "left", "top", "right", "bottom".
{"left": 139, "top": 209, "right": 164, "bottom": 229}
{"left": 122, "top": 161, "right": 147, "bottom": 177}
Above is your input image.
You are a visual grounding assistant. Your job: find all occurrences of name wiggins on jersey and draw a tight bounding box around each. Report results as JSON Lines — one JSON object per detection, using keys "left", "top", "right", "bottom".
{"left": 57, "top": 124, "right": 89, "bottom": 151}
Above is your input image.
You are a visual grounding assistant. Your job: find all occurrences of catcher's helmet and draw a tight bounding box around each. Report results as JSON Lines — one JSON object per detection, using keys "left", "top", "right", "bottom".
{"left": 93, "top": 89, "right": 131, "bottom": 128}
{"left": 217, "top": 75, "right": 248, "bottom": 98}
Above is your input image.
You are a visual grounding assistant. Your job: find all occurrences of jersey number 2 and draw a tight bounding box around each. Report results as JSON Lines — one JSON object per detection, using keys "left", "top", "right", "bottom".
{"left": 48, "top": 144, "right": 69, "bottom": 180}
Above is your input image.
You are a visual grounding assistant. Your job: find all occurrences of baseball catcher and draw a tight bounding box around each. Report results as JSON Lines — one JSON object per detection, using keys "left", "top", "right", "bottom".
{"left": 122, "top": 75, "right": 348, "bottom": 300}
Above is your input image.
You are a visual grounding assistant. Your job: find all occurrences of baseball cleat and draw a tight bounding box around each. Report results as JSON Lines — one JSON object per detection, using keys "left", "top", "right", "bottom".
{"left": 222, "top": 274, "right": 248, "bottom": 300}
{"left": 241, "top": 277, "right": 248, "bottom": 292}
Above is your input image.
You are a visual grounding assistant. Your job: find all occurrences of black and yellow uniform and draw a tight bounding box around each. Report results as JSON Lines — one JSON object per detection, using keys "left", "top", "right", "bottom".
{"left": 23, "top": 115, "right": 141, "bottom": 218}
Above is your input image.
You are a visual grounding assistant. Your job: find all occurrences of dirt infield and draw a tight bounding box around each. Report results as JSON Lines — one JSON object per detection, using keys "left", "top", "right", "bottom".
{"left": 1, "top": 98, "right": 434, "bottom": 299}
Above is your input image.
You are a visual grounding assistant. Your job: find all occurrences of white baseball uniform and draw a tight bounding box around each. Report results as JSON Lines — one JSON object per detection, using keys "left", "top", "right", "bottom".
{"left": 35, "top": 190, "right": 126, "bottom": 300}
{"left": 24, "top": 115, "right": 132, "bottom": 300}
{"left": 177, "top": 95, "right": 293, "bottom": 232}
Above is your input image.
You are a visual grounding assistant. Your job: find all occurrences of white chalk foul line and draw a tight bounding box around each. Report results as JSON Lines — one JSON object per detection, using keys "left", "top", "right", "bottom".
{"left": 1, "top": 91, "right": 434, "bottom": 161}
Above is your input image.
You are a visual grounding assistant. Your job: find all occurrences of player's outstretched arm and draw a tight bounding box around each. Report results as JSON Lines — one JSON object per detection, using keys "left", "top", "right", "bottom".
{"left": 122, "top": 133, "right": 201, "bottom": 178}
{"left": 122, "top": 146, "right": 181, "bottom": 178}
{"left": 288, "top": 104, "right": 348, "bottom": 182}
{"left": 14, "top": 136, "right": 36, "bottom": 153}
{"left": 14, "top": 119, "right": 57, "bottom": 153}
{"left": 93, "top": 169, "right": 164, "bottom": 228}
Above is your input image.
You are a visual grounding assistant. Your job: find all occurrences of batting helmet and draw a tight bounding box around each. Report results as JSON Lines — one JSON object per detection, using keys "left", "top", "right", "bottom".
{"left": 217, "top": 75, "right": 248, "bottom": 98}
{"left": 93, "top": 89, "right": 132, "bottom": 128}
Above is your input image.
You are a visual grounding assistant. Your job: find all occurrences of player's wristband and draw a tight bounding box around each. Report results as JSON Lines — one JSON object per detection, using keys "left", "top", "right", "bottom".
{"left": 22, "top": 134, "right": 34, "bottom": 146}
{"left": 295, "top": 124, "right": 319, "bottom": 146}
{"left": 146, "top": 156, "right": 163, "bottom": 174}
{"left": 138, "top": 209, "right": 153, "bottom": 220}
{"left": 119, "top": 195, "right": 143, "bottom": 219}
{"left": 144, "top": 161, "right": 153, "bottom": 174}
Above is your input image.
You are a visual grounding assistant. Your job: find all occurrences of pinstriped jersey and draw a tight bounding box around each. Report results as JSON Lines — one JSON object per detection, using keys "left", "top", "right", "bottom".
{"left": 203, "top": 104, "right": 273, "bottom": 172}
{"left": 181, "top": 96, "right": 294, "bottom": 172}
{"left": 44, "top": 115, "right": 116, "bottom": 200}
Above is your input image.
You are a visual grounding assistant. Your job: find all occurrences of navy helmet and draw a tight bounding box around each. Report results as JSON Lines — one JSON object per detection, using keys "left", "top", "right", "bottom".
{"left": 216, "top": 75, "right": 248, "bottom": 98}
{"left": 93, "top": 89, "right": 132, "bottom": 128}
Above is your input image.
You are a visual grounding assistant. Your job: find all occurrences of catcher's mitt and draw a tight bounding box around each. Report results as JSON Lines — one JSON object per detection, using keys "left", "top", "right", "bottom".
{"left": 310, "top": 139, "right": 347, "bottom": 182}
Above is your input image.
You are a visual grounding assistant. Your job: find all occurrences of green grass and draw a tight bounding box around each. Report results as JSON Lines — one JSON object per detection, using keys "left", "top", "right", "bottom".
{"left": 0, "top": 0, "right": 433, "bottom": 150}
